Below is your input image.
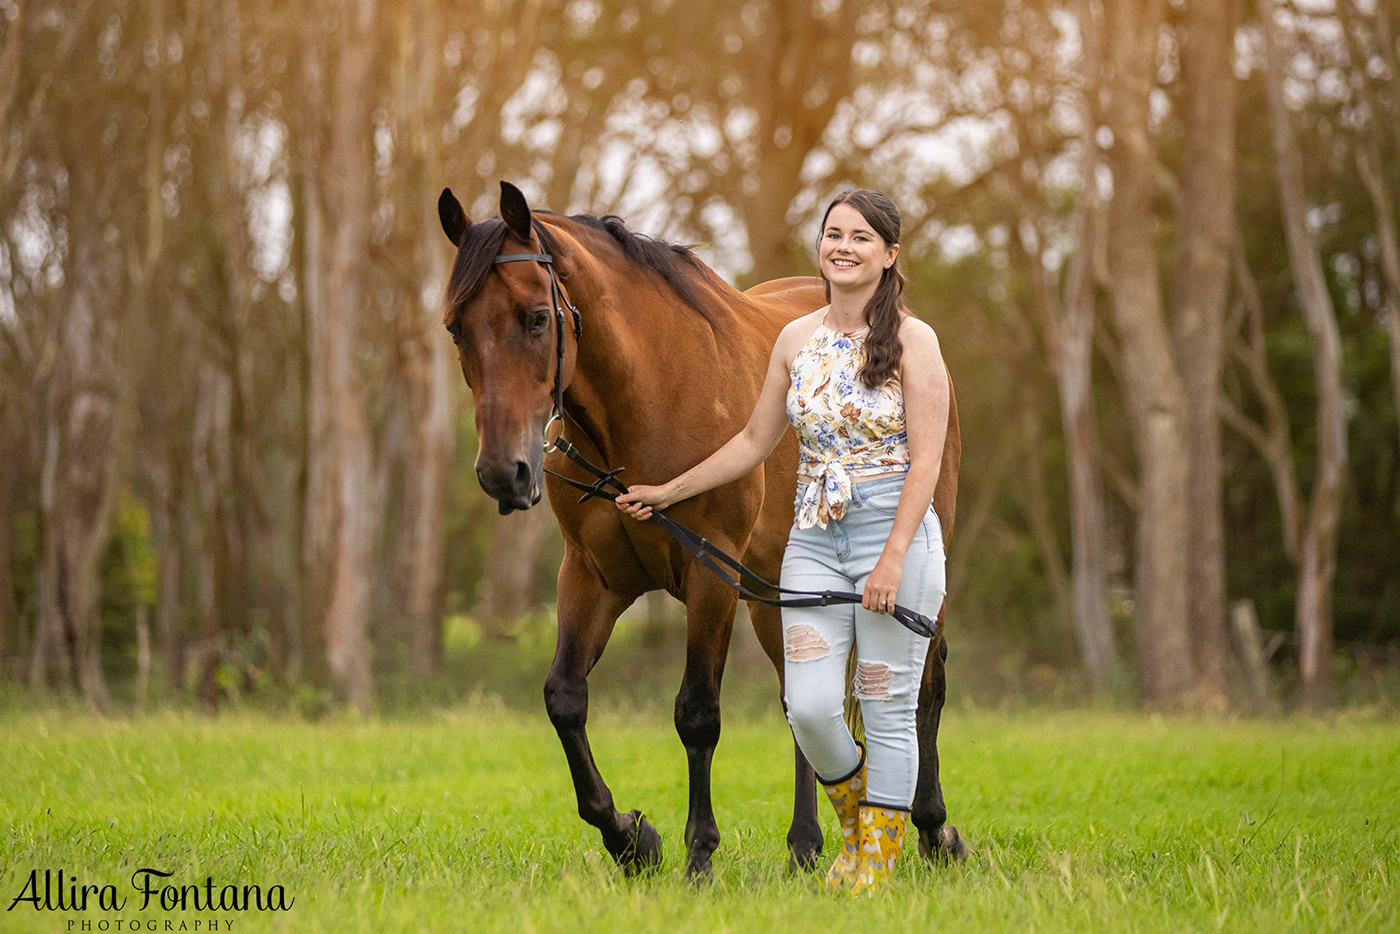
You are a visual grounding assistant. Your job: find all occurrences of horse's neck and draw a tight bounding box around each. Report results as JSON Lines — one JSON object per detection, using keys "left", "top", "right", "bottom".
{"left": 554, "top": 226, "right": 770, "bottom": 465}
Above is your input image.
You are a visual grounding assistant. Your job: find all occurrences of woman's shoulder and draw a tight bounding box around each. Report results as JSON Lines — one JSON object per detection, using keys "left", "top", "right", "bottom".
{"left": 897, "top": 313, "right": 941, "bottom": 351}
{"left": 896, "top": 314, "right": 943, "bottom": 381}
{"left": 775, "top": 308, "right": 827, "bottom": 363}
{"left": 897, "top": 312, "right": 936, "bottom": 340}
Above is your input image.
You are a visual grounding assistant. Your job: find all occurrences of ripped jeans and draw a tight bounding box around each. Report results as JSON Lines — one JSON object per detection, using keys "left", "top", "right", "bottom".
{"left": 780, "top": 473, "right": 945, "bottom": 808}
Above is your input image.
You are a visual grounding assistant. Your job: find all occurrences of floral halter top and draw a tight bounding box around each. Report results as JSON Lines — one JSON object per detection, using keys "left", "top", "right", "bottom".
{"left": 785, "top": 314, "right": 910, "bottom": 529}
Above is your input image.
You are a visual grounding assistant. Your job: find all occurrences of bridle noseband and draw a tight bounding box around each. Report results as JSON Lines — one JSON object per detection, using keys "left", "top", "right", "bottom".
{"left": 493, "top": 250, "right": 581, "bottom": 452}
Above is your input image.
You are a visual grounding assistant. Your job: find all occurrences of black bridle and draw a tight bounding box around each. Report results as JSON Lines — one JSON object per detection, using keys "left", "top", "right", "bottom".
{"left": 493, "top": 251, "right": 581, "bottom": 448}
{"left": 490, "top": 248, "right": 939, "bottom": 641}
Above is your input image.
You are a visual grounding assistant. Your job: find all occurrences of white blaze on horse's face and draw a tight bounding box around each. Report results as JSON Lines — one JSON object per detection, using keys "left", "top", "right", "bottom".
{"left": 447, "top": 247, "right": 562, "bottom": 514}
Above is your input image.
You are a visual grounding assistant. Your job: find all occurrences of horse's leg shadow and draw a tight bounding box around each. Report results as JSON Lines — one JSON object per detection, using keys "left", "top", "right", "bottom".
{"left": 545, "top": 549, "right": 663, "bottom": 876}
{"left": 914, "top": 635, "right": 970, "bottom": 864}
{"left": 747, "top": 601, "right": 824, "bottom": 873}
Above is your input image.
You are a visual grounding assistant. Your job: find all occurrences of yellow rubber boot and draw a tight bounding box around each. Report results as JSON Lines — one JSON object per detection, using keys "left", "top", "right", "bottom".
{"left": 818, "top": 742, "right": 867, "bottom": 891}
{"left": 850, "top": 802, "right": 911, "bottom": 895}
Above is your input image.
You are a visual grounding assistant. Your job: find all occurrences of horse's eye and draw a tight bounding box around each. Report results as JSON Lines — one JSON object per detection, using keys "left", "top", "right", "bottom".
{"left": 529, "top": 309, "right": 551, "bottom": 335}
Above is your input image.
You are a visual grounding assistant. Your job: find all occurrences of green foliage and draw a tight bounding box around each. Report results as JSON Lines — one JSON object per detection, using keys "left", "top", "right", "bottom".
{"left": 0, "top": 705, "right": 1395, "bottom": 932}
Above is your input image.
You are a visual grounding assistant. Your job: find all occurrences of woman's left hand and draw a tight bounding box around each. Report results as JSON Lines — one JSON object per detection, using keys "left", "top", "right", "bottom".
{"left": 863, "top": 554, "right": 903, "bottom": 614}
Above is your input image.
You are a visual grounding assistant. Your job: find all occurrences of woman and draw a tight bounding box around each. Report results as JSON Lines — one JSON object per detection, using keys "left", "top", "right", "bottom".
{"left": 616, "top": 189, "right": 950, "bottom": 893}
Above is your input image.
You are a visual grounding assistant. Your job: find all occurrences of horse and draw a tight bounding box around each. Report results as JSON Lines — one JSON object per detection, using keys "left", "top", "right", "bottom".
{"left": 437, "top": 181, "right": 966, "bottom": 878}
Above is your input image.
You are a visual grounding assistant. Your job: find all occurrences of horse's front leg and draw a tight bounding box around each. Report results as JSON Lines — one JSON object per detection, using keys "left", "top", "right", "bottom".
{"left": 673, "top": 572, "right": 741, "bottom": 879}
{"left": 913, "top": 633, "right": 969, "bottom": 862}
{"left": 544, "top": 548, "right": 662, "bottom": 875}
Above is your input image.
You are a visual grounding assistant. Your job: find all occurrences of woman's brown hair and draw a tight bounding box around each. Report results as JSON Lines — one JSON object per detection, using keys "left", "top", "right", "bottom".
{"left": 816, "top": 188, "right": 907, "bottom": 388}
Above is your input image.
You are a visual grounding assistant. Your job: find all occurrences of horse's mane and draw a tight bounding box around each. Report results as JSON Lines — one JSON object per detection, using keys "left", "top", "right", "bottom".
{"left": 444, "top": 211, "right": 716, "bottom": 328}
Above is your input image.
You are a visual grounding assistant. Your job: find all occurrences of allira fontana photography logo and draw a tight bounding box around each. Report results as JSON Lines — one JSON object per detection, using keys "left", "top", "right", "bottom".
{"left": 8, "top": 868, "right": 294, "bottom": 922}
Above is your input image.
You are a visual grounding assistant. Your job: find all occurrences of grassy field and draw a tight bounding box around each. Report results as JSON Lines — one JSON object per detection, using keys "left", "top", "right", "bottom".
{"left": 1, "top": 696, "right": 1397, "bottom": 933}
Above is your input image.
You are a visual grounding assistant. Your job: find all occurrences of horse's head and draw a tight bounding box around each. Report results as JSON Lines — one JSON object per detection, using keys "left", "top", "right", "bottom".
{"left": 439, "top": 182, "right": 576, "bottom": 514}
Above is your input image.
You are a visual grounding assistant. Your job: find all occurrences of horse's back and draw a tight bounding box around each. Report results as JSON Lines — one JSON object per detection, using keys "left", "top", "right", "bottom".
{"left": 742, "top": 276, "right": 826, "bottom": 314}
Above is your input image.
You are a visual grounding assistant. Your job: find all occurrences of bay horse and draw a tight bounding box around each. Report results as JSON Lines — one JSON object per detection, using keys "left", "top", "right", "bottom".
{"left": 438, "top": 181, "right": 966, "bottom": 878}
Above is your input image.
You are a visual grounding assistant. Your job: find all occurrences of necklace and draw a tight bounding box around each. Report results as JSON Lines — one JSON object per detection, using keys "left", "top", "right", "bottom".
{"left": 821, "top": 307, "right": 868, "bottom": 337}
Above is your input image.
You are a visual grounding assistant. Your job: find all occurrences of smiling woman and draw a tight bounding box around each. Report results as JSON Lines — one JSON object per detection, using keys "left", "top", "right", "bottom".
{"left": 616, "top": 188, "right": 956, "bottom": 894}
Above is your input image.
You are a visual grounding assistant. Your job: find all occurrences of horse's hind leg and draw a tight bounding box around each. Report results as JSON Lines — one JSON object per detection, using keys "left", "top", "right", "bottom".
{"left": 748, "top": 600, "right": 823, "bottom": 872}
{"left": 913, "top": 634, "right": 969, "bottom": 862}
{"left": 544, "top": 548, "right": 662, "bottom": 875}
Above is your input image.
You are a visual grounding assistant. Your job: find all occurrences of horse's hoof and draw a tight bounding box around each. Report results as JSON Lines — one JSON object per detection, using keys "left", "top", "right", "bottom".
{"left": 610, "top": 809, "right": 663, "bottom": 876}
{"left": 786, "top": 825, "right": 823, "bottom": 875}
{"left": 787, "top": 846, "right": 821, "bottom": 875}
{"left": 918, "top": 824, "right": 970, "bottom": 864}
{"left": 685, "top": 856, "right": 714, "bottom": 883}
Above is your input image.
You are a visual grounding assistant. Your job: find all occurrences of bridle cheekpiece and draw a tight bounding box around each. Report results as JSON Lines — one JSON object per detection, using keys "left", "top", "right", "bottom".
{"left": 493, "top": 250, "right": 581, "bottom": 452}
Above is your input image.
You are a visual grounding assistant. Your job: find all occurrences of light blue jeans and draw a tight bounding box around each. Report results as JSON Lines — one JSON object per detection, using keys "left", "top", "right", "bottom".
{"left": 780, "top": 473, "right": 945, "bottom": 808}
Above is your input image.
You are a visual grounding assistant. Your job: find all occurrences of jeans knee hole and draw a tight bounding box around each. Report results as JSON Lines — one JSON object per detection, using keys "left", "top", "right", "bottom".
{"left": 784, "top": 625, "right": 831, "bottom": 662}
{"left": 853, "top": 661, "right": 893, "bottom": 699}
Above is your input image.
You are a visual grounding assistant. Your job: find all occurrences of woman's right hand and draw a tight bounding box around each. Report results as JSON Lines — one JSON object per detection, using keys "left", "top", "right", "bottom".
{"left": 615, "top": 484, "right": 673, "bottom": 521}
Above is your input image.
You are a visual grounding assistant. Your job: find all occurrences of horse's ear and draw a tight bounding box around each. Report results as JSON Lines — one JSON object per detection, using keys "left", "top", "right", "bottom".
{"left": 439, "top": 188, "right": 469, "bottom": 246}
{"left": 500, "top": 181, "right": 532, "bottom": 241}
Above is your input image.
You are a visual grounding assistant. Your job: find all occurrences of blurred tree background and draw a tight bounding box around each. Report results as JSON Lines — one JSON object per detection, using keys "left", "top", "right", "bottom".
{"left": 1, "top": 0, "right": 1397, "bottom": 713}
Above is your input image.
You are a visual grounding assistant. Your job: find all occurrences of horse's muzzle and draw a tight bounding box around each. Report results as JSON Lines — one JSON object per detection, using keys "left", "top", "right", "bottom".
{"left": 476, "top": 459, "right": 543, "bottom": 513}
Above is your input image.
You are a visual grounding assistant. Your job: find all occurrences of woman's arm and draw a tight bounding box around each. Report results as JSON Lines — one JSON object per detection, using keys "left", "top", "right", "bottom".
{"left": 862, "top": 317, "right": 950, "bottom": 613}
{"left": 616, "top": 317, "right": 809, "bottom": 520}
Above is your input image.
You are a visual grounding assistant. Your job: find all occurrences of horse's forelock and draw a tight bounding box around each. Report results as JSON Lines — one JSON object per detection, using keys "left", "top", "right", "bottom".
{"left": 444, "top": 219, "right": 509, "bottom": 328}
{"left": 444, "top": 217, "right": 575, "bottom": 330}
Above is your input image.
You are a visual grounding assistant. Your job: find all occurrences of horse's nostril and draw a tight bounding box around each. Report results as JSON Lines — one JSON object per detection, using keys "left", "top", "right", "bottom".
{"left": 515, "top": 461, "right": 531, "bottom": 490}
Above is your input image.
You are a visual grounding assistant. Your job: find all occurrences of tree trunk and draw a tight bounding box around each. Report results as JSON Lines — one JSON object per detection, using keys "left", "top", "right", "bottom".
{"left": 29, "top": 416, "right": 66, "bottom": 690}
{"left": 0, "top": 438, "right": 16, "bottom": 678}
{"left": 302, "top": 0, "right": 381, "bottom": 712}
{"left": 474, "top": 505, "right": 556, "bottom": 637}
{"left": 1102, "top": 0, "right": 1195, "bottom": 705}
{"left": 392, "top": 0, "right": 454, "bottom": 679}
{"left": 1357, "top": 147, "right": 1400, "bottom": 454}
{"left": 735, "top": 1, "right": 862, "bottom": 281}
{"left": 151, "top": 453, "right": 186, "bottom": 690}
{"left": 1339, "top": 0, "right": 1400, "bottom": 456}
{"left": 1170, "top": 0, "right": 1237, "bottom": 708}
{"left": 1225, "top": 233, "right": 1303, "bottom": 563}
{"left": 1259, "top": 0, "right": 1349, "bottom": 711}
{"left": 192, "top": 362, "right": 236, "bottom": 707}
{"left": 1017, "top": 403, "right": 1073, "bottom": 634}
{"left": 1046, "top": 0, "right": 1117, "bottom": 691}
{"left": 53, "top": 252, "right": 119, "bottom": 712}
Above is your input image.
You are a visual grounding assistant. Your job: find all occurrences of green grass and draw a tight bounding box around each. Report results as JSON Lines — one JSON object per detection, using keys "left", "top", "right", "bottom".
{"left": 1, "top": 699, "right": 1397, "bottom": 933}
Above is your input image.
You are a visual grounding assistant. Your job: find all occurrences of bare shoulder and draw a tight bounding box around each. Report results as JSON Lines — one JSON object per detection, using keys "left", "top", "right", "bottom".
{"left": 774, "top": 309, "right": 825, "bottom": 365}
{"left": 898, "top": 315, "right": 945, "bottom": 384}
{"left": 898, "top": 314, "right": 942, "bottom": 354}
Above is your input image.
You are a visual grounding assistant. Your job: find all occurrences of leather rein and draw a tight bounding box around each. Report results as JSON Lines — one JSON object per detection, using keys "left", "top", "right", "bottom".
{"left": 491, "top": 249, "right": 939, "bottom": 641}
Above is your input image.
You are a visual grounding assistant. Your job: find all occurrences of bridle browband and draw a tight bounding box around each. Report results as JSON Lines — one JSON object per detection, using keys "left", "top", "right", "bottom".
{"left": 488, "top": 246, "right": 939, "bottom": 641}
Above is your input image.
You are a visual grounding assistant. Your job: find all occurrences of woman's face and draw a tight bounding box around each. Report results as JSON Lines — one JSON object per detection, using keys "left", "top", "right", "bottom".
{"left": 818, "top": 203, "right": 899, "bottom": 293}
